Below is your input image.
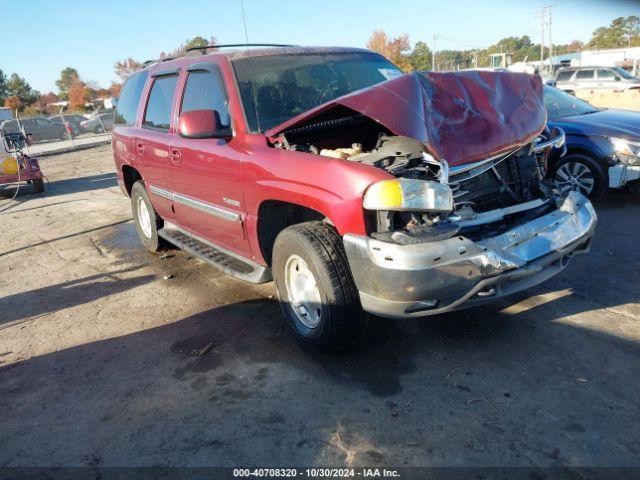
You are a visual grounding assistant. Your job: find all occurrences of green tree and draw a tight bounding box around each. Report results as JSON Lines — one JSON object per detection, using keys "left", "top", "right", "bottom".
{"left": 56, "top": 67, "right": 80, "bottom": 99}
{"left": 161, "top": 35, "right": 217, "bottom": 58}
{"left": 588, "top": 16, "right": 640, "bottom": 48}
{"left": 7, "top": 73, "right": 37, "bottom": 106}
{"left": 0, "top": 69, "right": 8, "bottom": 105}
{"left": 408, "top": 41, "right": 432, "bottom": 71}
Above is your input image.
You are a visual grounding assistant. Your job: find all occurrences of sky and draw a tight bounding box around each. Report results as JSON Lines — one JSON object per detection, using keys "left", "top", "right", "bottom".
{"left": 1, "top": 0, "right": 638, "bottom": 93}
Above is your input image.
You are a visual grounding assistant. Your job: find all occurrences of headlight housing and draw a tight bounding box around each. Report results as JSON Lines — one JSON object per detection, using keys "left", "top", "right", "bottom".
{"left": 610, "top": 137, "right": 640, "bottom": 166}
{"left": 363, "top": 179, "right": 453, "bottom": 213}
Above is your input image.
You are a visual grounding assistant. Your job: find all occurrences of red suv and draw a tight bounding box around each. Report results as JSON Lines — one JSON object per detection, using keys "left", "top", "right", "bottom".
{"left": 112, "top": 46, "right": 597, "bottom": 351}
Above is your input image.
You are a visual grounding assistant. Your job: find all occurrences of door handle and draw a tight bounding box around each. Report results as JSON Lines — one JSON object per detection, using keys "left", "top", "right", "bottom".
{"left": 136, "top": 142, "right": 145, "bottom": 154}
{"left": 169, "top": 149, "right": 181, "bottom": 164}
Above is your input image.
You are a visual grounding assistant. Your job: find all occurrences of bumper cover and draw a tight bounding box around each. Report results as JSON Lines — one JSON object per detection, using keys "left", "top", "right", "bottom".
{"left": 609, "top": 164, "right": 640, "bottom": 189}
{"left": 344, "top": 191, "right": 597, "bottom": 318}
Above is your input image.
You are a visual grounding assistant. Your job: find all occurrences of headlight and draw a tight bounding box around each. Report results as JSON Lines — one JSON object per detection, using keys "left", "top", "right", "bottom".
{"left": 610, "top": 137, "right": 640, "bottom": 166}
{"left": 363, "top": 179, "right": 453, "bottom": 213}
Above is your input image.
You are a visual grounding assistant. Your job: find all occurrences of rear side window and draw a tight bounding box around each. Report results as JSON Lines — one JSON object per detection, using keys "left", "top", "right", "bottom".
{"left": 181, "top": 70, "right": 230, "bottom": 127}
{"left": 576, "top": 70, "right": 594, "bottom": 80}
{"left": 114, "top": 71, "right": 149, "bottom": 126}
{"left": 143, "top": 75, "right": 179, "bottom": 131}
{"left": 597, "top": 69, "right": 616, "bottom": 80}
{"left": 556, "top": 71, "right": 573, "bottom": 81}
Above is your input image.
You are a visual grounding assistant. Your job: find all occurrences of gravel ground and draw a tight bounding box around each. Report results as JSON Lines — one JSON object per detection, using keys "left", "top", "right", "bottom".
{"left": 0, "top": 145, "right": 639, "bottom": 470}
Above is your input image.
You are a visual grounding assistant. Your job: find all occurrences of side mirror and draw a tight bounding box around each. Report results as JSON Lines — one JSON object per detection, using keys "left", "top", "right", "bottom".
{"left": 615, "top": 76, "right": 621, "bottom": 81}
{"left": 178, "top": 109, "right": 231, "bottom": 139}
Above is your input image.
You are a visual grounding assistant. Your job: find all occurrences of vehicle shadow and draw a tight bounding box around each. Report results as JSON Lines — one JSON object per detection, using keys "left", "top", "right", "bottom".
{"left": 0, "top": 173, "right": 118, "bottom": 203}
{"left": 0, "top": 266, "right": 156, "bottom": 328}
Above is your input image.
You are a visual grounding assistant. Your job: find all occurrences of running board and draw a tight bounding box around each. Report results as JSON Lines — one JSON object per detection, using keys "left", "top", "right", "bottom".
{"left": 158, "top": 222, "right": 272, "bottom": 284}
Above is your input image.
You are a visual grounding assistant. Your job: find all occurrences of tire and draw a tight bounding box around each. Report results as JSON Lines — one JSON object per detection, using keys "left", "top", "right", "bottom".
{"left": 551, "top": 153, "right": 607, "bottom": 200}
{"left": 94, "top": 125, "right": 105, "bottom": 134}
{"left": 131, "top": 181, "right": 163, "bottom": 252}
{"left": 31, "top": 178, "right": 44, "bottom": 193}
{"left": 272, "top": 221, "right": 367, "bottom": 352}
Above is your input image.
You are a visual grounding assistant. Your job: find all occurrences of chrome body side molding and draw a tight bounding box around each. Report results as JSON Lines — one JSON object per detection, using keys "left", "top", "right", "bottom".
{"left": 149, "top": 185, "right": 240, "bottom": 222}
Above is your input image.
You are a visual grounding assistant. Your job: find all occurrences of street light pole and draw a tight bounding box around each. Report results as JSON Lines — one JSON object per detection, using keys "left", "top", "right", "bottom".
{"left": 432, "top": 35, "right": 437, "bottom": 71}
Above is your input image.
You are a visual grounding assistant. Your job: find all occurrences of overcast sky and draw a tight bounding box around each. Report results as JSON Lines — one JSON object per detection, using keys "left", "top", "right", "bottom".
{"left": 2, "top": 0, "right": 638, "bottom": 92}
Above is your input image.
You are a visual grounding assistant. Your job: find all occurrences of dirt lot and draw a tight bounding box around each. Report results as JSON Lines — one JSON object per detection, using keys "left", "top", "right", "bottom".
{"left": 0, "top": 145, "right": 639, "bottom": 470}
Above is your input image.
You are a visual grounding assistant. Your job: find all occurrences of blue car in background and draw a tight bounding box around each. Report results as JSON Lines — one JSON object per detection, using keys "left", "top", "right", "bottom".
{"left": 545, "top": 86, "right": 640, "bottom": 199}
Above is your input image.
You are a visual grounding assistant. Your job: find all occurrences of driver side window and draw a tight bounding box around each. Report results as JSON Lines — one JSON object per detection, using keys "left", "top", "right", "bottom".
{"left": 181, "top": 69, "right": 230, "bottom": 127}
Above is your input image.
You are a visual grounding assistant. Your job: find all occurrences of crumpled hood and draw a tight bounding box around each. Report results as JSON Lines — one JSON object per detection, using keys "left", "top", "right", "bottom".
{"left": 549, "top": 108, "right": 640, "bottom": 140}
{"left": 266, "top": 70, "right": 547, "bottom": 167}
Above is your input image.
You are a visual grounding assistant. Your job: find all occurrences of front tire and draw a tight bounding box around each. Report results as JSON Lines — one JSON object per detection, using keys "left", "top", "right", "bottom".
{"left": 552, "top": 154, "right": 607, "bottom": 200}
{"left": 131, "top": 181, "right": 163, "bottom": 252}
{"left": 272, "top": 222, "right": 367, "bottom": 352}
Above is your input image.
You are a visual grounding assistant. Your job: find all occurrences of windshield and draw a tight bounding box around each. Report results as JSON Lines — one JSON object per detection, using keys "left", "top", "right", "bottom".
{"left": 232, "top": 52, "right": 402, "bottom": 132}
{"left": 613, "top": 66, "right": 636, "bottom": 80}
{"left": 543, "top": 86, "right": 599, "bottom": 119}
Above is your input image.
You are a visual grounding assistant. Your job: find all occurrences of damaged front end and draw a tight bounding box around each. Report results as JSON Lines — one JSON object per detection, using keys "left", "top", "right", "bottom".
{"left": 267, "top": 70, "right": 597, "bottom": 317}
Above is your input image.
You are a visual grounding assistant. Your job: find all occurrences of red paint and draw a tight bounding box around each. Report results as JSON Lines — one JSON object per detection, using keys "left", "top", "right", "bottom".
{"left": 177, "top": 109, "right": 220, "bottom": 138}
{"left": 112, "top": 48, "right": 548, "bottom": 266}
{"left": 267, "top": 70, "right": 546, "bottom": 166}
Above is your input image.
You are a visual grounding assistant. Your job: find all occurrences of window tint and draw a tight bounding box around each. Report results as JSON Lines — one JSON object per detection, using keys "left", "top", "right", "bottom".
{"left": 114, "top": 70, "right": 149, "bottom": 126}
{"left": 181, "top": 70, "right": 230, "bottom": 126}
{"left": 556, "top": 71, "right": 573, "bottom": 81}
{"left": 576, "top": 70, "right": 594, "bottom": 80}
{"left": 143, "top": 75, "right": 179, "bottom": 130}
{"left": 597, "top": 69, "right": 616, "bottom": 80}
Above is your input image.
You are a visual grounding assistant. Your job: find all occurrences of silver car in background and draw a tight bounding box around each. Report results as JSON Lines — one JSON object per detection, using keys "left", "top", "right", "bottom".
{"left": 554, "top": 66, "right": 640, "bottom": 94}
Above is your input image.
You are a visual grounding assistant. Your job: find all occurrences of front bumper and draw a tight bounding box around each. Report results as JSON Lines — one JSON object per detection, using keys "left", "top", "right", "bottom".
{"left": 609, "top": 164, "right": 640, "bottom": 189}
{"left": 343, "top": 191, "right": 597, "bottom": 318}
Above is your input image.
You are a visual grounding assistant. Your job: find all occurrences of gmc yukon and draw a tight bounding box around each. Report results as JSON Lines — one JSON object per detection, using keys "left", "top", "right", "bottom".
{"left": 112, "top": 46, "right": 597, "bottom": 351}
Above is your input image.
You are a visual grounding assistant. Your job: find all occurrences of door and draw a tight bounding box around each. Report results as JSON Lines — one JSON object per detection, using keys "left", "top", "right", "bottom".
{"left": 135, "top": 71, "right": 180, "bottom": 221}
{"left": 596, "top": 69, "right": 618, "bottom": 89}
{"left": 33, "top": 118, "right": 58, "bottom": 140}
{"left": 168, "top": 63, "right": 248, "bottom": 256}
{"left": 574, "top": 69, "right": 595, "bottom": 90}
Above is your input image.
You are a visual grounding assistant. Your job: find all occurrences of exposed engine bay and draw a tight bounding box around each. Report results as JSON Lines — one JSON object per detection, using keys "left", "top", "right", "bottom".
{"left": 274, "top": 126, "right": 564, "bottom": 245}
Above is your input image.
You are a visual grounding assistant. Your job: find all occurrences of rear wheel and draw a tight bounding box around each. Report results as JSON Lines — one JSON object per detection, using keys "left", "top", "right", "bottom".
{"left": 131, "top": 181, "right": 163, "bottom": 252}
{"left": 31, "top": 178, "right": 44, "bottom": 193}
{"left": 552, "top": 154, "right": 607, "bottom": 200}
{"left": 272, "top": 222, "right": 367, "bottom": 352}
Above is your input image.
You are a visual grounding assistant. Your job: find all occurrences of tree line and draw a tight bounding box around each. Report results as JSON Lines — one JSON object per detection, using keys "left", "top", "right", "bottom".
{"left": 366, "top": 15, "right": 640, "bottom": 72}
{"left": 2, "top": 16, "right": 638, "bottom": 116}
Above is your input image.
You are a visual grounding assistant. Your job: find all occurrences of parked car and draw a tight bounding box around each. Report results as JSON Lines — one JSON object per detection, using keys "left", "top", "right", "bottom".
{"left": 47, "top": 115, "right": 80, "bottom": 137}
{"left": 1, "top": 117, "right": 68, "bottom": 142}
{"left": 80, "top": 111, "right": 114, "bottom": 133}
{"left": 112, "top": 46, "right": 596, "bottom": 351}
{"left": 545, "top": 85, "right": 640, "bottom": 198}
{"left": 554, "top": 66, "right": 640, "bottom": 94}
{"left": 48, "top": 114, "right": 88, "bottom": 134}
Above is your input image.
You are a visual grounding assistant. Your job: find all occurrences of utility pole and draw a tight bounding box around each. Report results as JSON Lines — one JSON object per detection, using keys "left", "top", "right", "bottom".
{"left": 547, "top": 5, "right": 555, "bottom": 73}
{"left": 537, "top": 7, "right": 546, "bottom": 75}
{"left": 432, "top": 35, "right": 437, "bottom": 71}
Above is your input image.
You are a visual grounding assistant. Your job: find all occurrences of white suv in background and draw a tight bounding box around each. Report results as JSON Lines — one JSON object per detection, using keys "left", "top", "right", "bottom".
{"left": 554, "top": 66, "right": 640, "bottom": 93}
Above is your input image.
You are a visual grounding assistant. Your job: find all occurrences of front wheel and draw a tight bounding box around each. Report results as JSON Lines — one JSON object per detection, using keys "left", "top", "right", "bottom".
{"left": 552, "top": 154, "right": 607, "bottom": 200}
{"left": 31, "top": 178, "right": 44, "bottom": 193}
{"left": 272, "top": 222, "right": 367, "bottom": 352}
{"left": 131, "top": 181, "right": 163, "bottom": 252}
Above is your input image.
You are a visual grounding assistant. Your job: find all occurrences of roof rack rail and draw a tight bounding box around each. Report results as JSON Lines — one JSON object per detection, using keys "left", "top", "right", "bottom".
{"left": 141, "top": 56, "right": 176, "bottom": 68}
{"left": 186, "top": 43, "right": 296, "bottom": 53}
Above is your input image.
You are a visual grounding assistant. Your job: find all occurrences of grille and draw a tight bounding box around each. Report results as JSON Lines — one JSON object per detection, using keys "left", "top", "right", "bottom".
{"left": 451, "top": 156, "right": 525, "bottom": 211}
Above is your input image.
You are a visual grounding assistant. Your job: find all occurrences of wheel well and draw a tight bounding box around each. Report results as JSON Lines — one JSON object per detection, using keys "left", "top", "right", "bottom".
{"left": 122, "top": 165, "right": 142, "bottom": 196}
{"left": 257, "top": 201, "right": 326, "bottom": 266}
